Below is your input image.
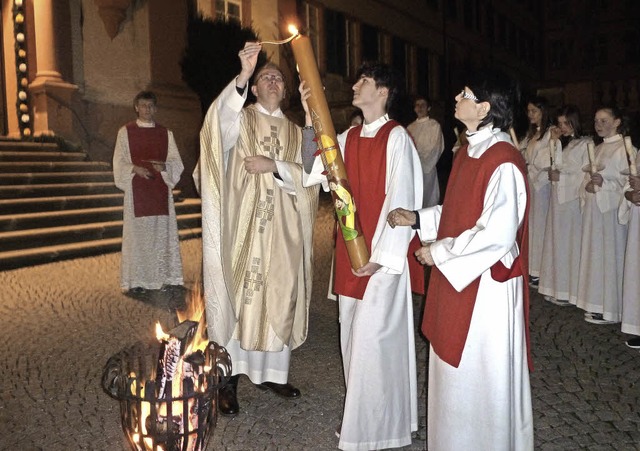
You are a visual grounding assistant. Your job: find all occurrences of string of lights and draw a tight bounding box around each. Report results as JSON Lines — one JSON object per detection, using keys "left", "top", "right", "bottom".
{"left": 13, "top": 0, "right": 31, "bottom": 137}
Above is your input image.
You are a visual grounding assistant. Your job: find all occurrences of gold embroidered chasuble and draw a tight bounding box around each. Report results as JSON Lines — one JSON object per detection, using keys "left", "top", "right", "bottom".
{"left": 200, "top": 103, "right": 318, "bottom": 352}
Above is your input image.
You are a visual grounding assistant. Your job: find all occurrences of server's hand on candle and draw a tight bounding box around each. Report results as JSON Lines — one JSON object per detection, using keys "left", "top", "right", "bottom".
{"left": 590, "top": 172, "right": 603, "bottom": 187}
{"left": 351, "top": 261, "right": 382, "bottom": 277}
{"left": 629, "top": 175, "right": 640, "bottom": 191}
{"left": 244, "top": 155, "right": 277, "bottom": 174}
{"left": 548, "top": 168, "right": 560, "bottom": 182}
{"left": 625, "top": 189, "right": 640, "bottom": 206}
{"left": 415, "top": 244, "right": 434, "bottom": 266}
{"left": 387, "top": 207, "right": 417, "bottom": 228}
{"left": 298, "top": 80, "right": 312, "bottom": 126}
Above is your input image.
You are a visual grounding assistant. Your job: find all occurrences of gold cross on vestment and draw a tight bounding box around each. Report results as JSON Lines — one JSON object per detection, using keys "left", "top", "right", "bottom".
{"left": 259, "top": 125, "right": 283, "bottom": 159}
{"left": 257, "top": 189, "right": 275, "bottom": 233}
{"left": 243, "top": 257, "right": 264, "bottom": 304}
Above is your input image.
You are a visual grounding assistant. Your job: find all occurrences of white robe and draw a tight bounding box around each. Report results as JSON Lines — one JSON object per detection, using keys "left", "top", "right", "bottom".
{"left": 112, "top": 120, "right": 184, "bottom": 290}
{"left": 539, "top": 137, "right": 591, "bottom": 302}
{"left": 199, "top": 80, "right": 307, "bottom": 384}
{"left": 407, "top": 116, "right": 444, "bottom": 207}
{"left": 306, "top": 115, "right": 422, "bottom": 450}
{"left": 525, "top": 129, "right": 558, "bottom": 277}
{"left": 575, "top": 134, "right": 628, "bottom": 320}
{"left": 619, "top": 149, "right": 640, "bottom": 335}
{"left": 418, "top": 126, "right": 533, "bottom": 451}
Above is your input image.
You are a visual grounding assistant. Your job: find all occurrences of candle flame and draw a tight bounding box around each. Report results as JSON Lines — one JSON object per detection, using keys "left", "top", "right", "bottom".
{"left": 260, "top": 25, "right": 299, "bottom": 45}
{"left": 155, "top": 321, "right": 169, "bottom": 341}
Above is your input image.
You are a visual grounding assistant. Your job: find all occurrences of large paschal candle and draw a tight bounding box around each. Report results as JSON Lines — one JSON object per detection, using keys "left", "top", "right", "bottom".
{"left": 290, "top": 33, "right": 369, "bottom": 270}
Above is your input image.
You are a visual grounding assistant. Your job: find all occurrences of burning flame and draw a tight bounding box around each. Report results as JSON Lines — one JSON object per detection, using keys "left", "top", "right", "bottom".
{"left": 260, "top": 25, "right": 299, "bottom": 45}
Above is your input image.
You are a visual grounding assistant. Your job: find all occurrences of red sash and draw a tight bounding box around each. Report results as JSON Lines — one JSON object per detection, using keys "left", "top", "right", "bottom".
{"left": 126, "top": 123, "right": 170, "bottom": 217}
{"left": 422, "top": 142, "right": 532, "bottom": 370}
{"left": 333, "top": 121, "right": 424, "bottom": 298}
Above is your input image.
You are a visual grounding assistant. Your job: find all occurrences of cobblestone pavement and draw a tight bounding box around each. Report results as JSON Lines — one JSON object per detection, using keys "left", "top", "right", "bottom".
{"left": 1, "top": 193, "right": 639, "bottom": 450}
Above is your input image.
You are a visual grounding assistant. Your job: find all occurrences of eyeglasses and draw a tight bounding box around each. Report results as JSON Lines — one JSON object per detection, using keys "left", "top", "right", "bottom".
{"left": 460, "top": 89, "right": 479, "bottom": 102}
{"left": 258, "top": 74, "right": 284, "bottom": 84}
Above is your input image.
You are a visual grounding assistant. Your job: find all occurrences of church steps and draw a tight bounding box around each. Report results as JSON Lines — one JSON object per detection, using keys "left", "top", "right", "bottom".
{"left": 0, "top": 198, "right": 201, "bottom": 232}
{"left": 0, "top": 139, "right": 201, "bottom": 270}
{"left": 0, "top": 171, "right": 114, "bottom": 185}
{"left": 0, "top": 161, "right": 111, "bottom": 173}
{"left": 0, "top": 227, "right": 202, "bottom": 271}
{"left": 0, "top": 150, "right": 87, "bottom": 162}
{"left": 0, "top": 182, "right": 121, "bottom": 198}
{"left": 0, "top": 213, "right": 202, "bottom": 252}
{"left": 0, "top": 193, "right": 125, "bottom": 214}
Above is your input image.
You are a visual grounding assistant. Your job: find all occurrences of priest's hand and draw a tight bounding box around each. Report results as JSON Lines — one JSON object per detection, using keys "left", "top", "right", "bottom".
{"left": 237, "top": 42, "right": 262, "bottom": 89}
{"left": 244, "top": 155, "right": 277, "bottom": 174}
{"left": 415, "top": 244, "right": 434, "bottom": 266}
{"left": 629, "top": 175, "right": 640, "bottom": 191}
{"left": 387, "top": 208, "right": 417, "bottom": 228}
{"left": 625, "top": 190, "right": 640, "bottom": 206}
{"left": 352, "top": 261, "right": 382, "bottom": 277}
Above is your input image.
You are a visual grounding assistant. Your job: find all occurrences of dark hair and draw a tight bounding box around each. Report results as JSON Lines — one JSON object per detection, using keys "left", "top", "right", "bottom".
{"left": 595, "top": 105, "right": 629, "bottom": 136}
{"left": 466, "top": 70, "right": 518, "bottom": 132}
{"left": 556, "top": 104, "right": 583, "bottom": 140}
{"left": 413, "top": 95, "right": 431, "bottom": 108}
{"left": 525, "top": 96, "right": 551, "bottom": 140}
{"left": 133, "top": 91, "right": 157, "bottom": 107}
{"left": 356, "top": 62, "right": 400, "bottom": 114}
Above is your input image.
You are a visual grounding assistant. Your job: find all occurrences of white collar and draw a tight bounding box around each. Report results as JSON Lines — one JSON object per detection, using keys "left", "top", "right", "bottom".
{"left": 603, "top": 134, "right": 623, "bottom": 143}
{"left": 136, "top": 119, "right": 155, "bottom": 128}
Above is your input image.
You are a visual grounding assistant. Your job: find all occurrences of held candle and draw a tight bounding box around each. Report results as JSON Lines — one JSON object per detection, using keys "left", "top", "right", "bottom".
{"left": 290, "top": 33, "right": 369, "bottom": 270}
{"left": 623, "top": 136, "right": 637, "bottom": 176}
{"left": 587, "top": 141, "right": 596, "bottom": 174}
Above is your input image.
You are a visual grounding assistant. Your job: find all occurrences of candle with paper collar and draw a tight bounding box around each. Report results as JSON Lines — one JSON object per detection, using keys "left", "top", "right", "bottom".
{"left": 623, "top": 136, "right": 637, "bottom": 176}
{"left": 290, "top": 33, "right": 369, "bottom": 270}
{"left": 587, "top": 141, "right": 596, "bottom": 173}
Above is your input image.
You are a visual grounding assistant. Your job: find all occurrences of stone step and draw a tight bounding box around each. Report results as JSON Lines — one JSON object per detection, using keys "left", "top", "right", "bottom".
{"left": 0, "top": 150, "right": 87, "bottom": 162}
{"left": 0, "top": 171, "right": 114, "bottom": 185}
{"left": 0, "top": 212, "right": 202, "bottom": 252}
{"left": 0, "top": 161, "right": 111, "bottom": 173}
{"left": 0, "top": 141, "right": 60, "bottom": 152}
{"left": 0, "top": 182, "right": 120, "bottom": 198}
{"left": 0, "top": 198, "right": 201, "bottom": 232}
{"left": 0, "top": 227, "right": 202, "bottom": 271}
{"left": 0, "top": 193, "right": 125, "bottom": 214}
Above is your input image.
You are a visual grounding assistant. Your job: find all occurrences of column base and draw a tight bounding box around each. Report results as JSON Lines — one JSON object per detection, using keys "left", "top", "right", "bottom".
{"left": 29, "top": 77, "right": 79, "bottom": 140}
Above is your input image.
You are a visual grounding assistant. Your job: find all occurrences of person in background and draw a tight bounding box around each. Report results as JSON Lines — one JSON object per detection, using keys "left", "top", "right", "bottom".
{"left": 538, "top": 105, "right": 591, "bottom": 306}
{"left": 407, "top": 95, "right": 445, "bottom": 207}
{"left": 388, "top": 71, "right": 534, "bottom": 450}
{"left": 113, "top": 91, "right": 184, "bottom": 295}
{"left": 197, "top": 42, "right": 319, "bottom": 416}
{"left": 349, "top": 109, "right": 364, "bottom": 127}
{"left": 302, "top": 62, "right": 421, "bottom": 450}
{"left": 576, "top": 106, "right": 629, "bottom": 324}
{"left": 522, "top": 96, "right": 557, "bottom": 289}
{"left": 619, "top": 137, "right": 640, "bottom": 349}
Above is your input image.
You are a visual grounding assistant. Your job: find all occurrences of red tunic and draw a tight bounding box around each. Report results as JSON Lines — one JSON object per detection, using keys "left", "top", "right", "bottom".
{"left": 422, "top": 141, "right": 532, "bottom": 369}
{"left": 126, "top": 122, "right": 170, "bottom": 217}
{"left": 333, "top": 121, "right": 424, "bottom": 299}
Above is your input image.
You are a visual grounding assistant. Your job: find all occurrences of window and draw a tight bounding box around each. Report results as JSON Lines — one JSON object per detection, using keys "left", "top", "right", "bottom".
{"left": 416, "top": 47, "right": 430, "bottom": 96}
{"left": 325, "top": 10, "right": 347, "bottom": 76}
{"left": 361, "top": 24, "right": 379, "bottom": 62}
{"left": 215, "top": 0, "right": 241, "bottom": 22}
{"left": 392, "top": 36, "right": 407, "bottom": 89}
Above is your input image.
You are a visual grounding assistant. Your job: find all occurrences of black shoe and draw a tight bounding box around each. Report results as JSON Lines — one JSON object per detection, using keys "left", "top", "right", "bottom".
{"left": 625, "top": 336, "right": 640, "bottom": 349}
{"left": 528, "top": 276, "right": 539, "bottom": 289}
{"left": 218, "top": 375, "right": 240, "bottom": 416}
{"left": 256, "top": 381, "right": 301, "bottom": 398}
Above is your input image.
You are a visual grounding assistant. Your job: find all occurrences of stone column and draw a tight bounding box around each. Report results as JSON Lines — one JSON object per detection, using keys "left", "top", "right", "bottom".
{"left": 29, "top": 0, "right": 78, "bottom": 138}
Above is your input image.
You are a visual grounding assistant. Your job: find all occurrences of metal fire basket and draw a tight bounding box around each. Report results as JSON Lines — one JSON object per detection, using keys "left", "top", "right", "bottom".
{"left": 102, "top": 338, "right": 231, "bottom": 451}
